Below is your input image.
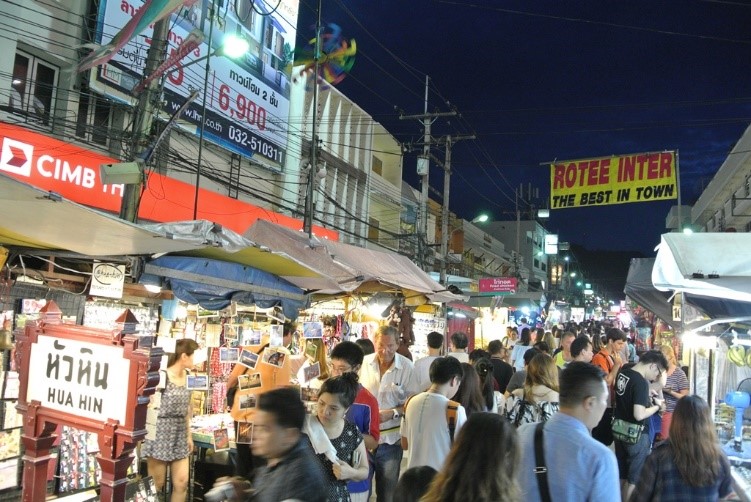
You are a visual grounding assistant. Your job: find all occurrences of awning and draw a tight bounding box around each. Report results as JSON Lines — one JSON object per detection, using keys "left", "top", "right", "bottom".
{"left": 651, "top": 233, "right": 751, "bottom": 321}
{"left": 466, "top": 291, "right": 546, "bottom": 309}
{"left": 244, "top": 220, "right": 466, "bottom": 304}
{"left": 143, "top": 256, "right": 307, "bottom": 319}
{"left": 653, "top": 233, "right": 751, "bottom": 304}
{"left": 625, "top": 258, "right": 675, "bottom": 323}
{"left": 0, "top": 173, "right": 329, "bottom": 282}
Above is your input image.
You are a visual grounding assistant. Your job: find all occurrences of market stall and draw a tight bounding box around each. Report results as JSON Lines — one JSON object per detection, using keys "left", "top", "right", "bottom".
{"left": 651, "top": 233, "right": 751, "bottom": 500}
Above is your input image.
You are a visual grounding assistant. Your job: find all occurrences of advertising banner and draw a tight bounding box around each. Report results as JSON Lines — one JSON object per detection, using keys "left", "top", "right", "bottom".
{"left": 92, "top": 0, "right": 299, "bottom": 167}
{"left": 549, "top": 151, "right": 677, "bottom": 209}
{"left": 0, "top": 122, "right": 339, "bottom": 240}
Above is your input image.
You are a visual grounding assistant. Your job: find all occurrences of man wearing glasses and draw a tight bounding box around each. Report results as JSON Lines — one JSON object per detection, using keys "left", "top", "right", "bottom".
{"left": 613, "top": 350, "right": 669, "bottom": 502}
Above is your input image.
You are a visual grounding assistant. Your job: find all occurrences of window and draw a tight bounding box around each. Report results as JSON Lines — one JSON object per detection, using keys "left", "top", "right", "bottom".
{"left": 372, "top": 155, "right": 383, "bottom": 176}
{"left": 76, "top": 93, "right": 112, "bottom": 146}
{"left": 368, "top": 217, "right": 380, "bottom": 241}
{"left": 9, "top": 51, "right": 58, "bottom": 125}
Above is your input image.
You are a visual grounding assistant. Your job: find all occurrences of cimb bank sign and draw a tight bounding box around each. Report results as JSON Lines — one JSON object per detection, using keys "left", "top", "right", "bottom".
{"left": 26, "top": 335, "right": 130, "bottom": 423}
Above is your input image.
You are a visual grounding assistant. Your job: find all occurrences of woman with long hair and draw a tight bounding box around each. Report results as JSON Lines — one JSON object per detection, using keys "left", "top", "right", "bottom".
{"left": 631, "top": 395, "right": 733, "bottom": 501}
{"left": 453, "top": 362, "right": 488, "bottom": 416}
{"left": 510, "top": 327, "right": 533, "bottom": 372}
{"left": 503, "top": 352, "right": 559, "bottom": 427}
{"left": 473, "top": 357, "right": 497, "bottom": 412}
{"left": 421, "top": 412, "right": 520, "bottom": 501}
{"left": 142, "top": 338, "right": 199, "bottom": 501}
{"left": 657, "top": 344, "right": 689, "bottom": 439}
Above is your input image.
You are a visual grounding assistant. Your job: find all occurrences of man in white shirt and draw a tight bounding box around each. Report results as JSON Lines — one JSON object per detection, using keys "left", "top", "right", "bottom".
{"left": 360, "top": 326, "right": 416, "bottom": 502}
{"left": 401, "top": 356, "right": 466, "bottom": 471}
{"left": 446, "top": 331, "right": 469, "bottom": 363}
{"left": 413, "top": 331, "right": 443, "bottom": 392}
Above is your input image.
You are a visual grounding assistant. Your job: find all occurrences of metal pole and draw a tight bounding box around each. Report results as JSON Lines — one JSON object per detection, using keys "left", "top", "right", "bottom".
{"left": 440, "top": 136, "right": 452, "bottom": 285}
{"left": 303, "top": 0, "right": 322, "bottom": 238}
{"left": 193, "top": 4, "right": 215, "bottom": 220}
{"left": 515, "top": 187, "right": 521, "bottom": 278}
{"left": 675, "top": 150, "right": 682, "bottom": 231}
{"left": 120, "top": 19, "right": 169, "bottom": 222}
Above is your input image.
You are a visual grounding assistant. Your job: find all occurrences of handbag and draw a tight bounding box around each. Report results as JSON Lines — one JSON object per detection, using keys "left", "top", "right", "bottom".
{"left": 611, "top": 417, "right": 643, "bottom": 444}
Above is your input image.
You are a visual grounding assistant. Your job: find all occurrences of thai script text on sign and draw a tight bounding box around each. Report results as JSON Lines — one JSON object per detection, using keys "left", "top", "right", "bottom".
{"left": 479, "top": 277, "right": 518, "bottom": 294}
{"left": 27, "top": 335, "right": 130, "bottom": 423}
{"left": 549, "top": 151, "right": 677, "bottom": 209}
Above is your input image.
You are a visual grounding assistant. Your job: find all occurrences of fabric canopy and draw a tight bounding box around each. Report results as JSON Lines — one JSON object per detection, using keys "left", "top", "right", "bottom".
{"left": 144, "top": 255, "right": 307, "bottom": 319}
{"left": 653, "top": 233, "right": 751, "bottom": 304}
{"left": 244, "top": 220, "right": 465, "bottom": 304}
{"left": 625, "top": 258, "right": 675, "bottom": 323}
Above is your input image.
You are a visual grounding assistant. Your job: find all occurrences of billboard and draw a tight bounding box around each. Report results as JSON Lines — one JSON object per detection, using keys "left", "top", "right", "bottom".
{"left": 91, "top": 0, "right": 299, "bottom": 167}
{"left": 549, "top": 151, "right": 677, "bottom": 209}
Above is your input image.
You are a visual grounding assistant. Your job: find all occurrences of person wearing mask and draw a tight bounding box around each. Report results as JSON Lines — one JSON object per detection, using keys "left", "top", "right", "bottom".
{"left": 328, "top": 341, "right": 380, "bottom": 501}
{"left": 487, "top": 339, "right": 513, "bottom": 394}
{"left": 591, "top": 327, "right": 627, "bottom": 446}
{"left": 401, "top": 356, "right": 466, "bottom": 471}
{"left": 553, "top": 331, "right": 576, "bottom": 368}
{"left": 631, "top": 395, "right": 734, "bottom": 501}
{"left": 613, "top": 350, "right": 668, "bottom": 501}
{"left": 142, "top": 338, "right": 198, "bottom": 501}
{"left": 250, "top": 388, "right": 328, "bottom": 501}
{"left": 420, "top": 413, "right": 520, "bottom": 501}
{"left": 359, "top": 326, "right": 416, "bottom": 502}
{"left": 658, "top": 344, "right": 689, "bottom": 439}
{"left": 413, "top": 331, "right": 443, "bottom": 392}
{"left": 517, "top": 362, "right": 619, "bottom": 501}
{"left": 446, "top": 332, "right": 469, "bottom": 363}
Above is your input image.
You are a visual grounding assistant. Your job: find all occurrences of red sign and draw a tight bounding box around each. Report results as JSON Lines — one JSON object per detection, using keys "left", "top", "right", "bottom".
{"left": 478, "top": 277, "right": 517, "bottom": 295}
{"left": 0, "top": 122, "right": 338, "bottom": 240}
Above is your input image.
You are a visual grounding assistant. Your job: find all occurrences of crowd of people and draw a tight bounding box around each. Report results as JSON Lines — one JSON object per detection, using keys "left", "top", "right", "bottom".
{"left": 169, "top": 319, "right": 732, "bottom": 502}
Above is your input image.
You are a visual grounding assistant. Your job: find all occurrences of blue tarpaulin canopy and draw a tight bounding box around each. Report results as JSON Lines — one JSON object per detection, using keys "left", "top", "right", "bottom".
{"left": 143, "top": 256, "right": 308, "bottom": 319}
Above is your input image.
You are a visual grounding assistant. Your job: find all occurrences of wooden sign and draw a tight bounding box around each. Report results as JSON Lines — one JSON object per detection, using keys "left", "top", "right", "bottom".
{"left": 15, "top": 302, "right": 162, "bottom": 502}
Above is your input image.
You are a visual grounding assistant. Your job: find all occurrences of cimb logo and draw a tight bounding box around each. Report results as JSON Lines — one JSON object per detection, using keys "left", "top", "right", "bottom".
{"left": 0, "top": 137, "right": 33, "bottom": 177}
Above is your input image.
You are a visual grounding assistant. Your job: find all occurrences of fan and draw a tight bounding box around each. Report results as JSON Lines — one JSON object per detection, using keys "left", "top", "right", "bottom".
{"left": 724, "top": 378, "right": 751, "bottom": 458}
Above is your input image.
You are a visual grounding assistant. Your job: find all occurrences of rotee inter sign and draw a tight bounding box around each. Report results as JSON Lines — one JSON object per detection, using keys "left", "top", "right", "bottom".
{"left": 550, "top": 151, "right": 677, "bottom": 209}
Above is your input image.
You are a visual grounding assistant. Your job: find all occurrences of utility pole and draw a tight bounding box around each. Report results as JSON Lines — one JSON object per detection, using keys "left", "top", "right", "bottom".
{"left": 120, "top": 19, "right": 169, "bottom": 222}
{"left": 439, "top": 134, "right": 474, "bottom": 285}
{"left": 399, "top": 79, "right": 455, "bottom": 269}
{"left": 515, "top": 187, "right": 521, "bottom": 279}
{"left": 303, "top": 0, "right": 323, "bottom": 238}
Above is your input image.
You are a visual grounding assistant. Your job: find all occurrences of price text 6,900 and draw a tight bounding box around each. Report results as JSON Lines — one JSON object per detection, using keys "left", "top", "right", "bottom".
{"left": 217, "top": 84, "right": 267, "bottom": 131}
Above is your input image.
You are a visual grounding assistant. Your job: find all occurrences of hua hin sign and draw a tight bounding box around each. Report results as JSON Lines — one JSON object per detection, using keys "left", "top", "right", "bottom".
{"left": 27, "top": 335, "right": 131, "bottom": 423}
{"left": 16, "top": 302, "right": 162, "bottom": 502}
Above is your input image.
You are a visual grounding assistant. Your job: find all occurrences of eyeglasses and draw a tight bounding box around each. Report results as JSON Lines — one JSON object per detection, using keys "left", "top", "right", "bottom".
{"left": 327, "top": 362, "right": 353, "bottom": 374}
{"left": 653, "top": 364, "right": 665, "bottom": 378}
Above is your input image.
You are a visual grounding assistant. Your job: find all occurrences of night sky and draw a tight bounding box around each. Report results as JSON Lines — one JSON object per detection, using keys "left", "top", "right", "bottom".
{"left": 295, "top": 0, "right": 751, "bottom": 256}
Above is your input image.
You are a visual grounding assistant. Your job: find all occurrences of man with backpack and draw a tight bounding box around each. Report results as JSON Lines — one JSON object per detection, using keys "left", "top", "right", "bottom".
{"left": 400, "top": 357, "right": 466, "bottom": 471}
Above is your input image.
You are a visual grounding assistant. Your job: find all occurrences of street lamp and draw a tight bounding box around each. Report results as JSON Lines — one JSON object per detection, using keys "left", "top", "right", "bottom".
{"left": 192, "top": 19, "right": 252, "bottom": 219}
{"left": 471, "top": 213, "right": 489, "bottom": 224}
